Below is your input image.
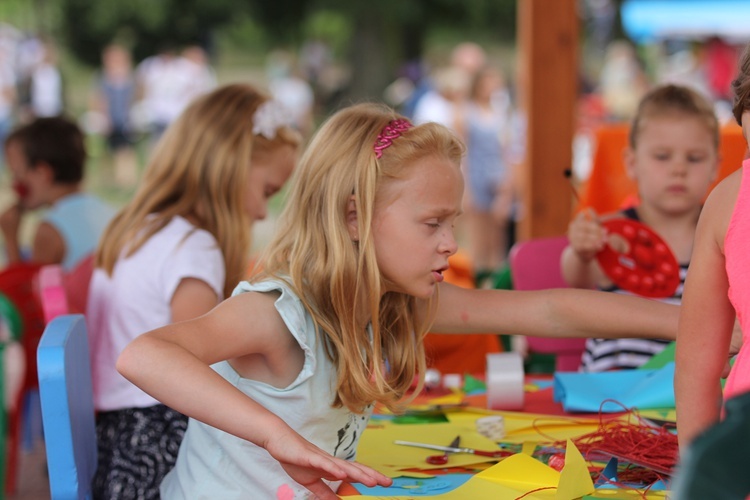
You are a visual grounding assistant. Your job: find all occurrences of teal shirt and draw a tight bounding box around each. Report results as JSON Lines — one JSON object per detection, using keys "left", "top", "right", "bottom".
{"left": 43, "top": 193, "right": 116, "bottom": 271}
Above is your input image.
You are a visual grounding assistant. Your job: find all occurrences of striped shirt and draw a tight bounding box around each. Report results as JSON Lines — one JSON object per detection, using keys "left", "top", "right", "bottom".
{"left": 580, "top": 207, "right": 685, "bottom": 372}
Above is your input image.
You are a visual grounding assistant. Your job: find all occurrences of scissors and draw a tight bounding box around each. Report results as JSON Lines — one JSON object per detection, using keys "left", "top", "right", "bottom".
{"left": 425, "top": 436, "right": 460, "bottom": 465}
{"left": 395, "top": 438, "right": 512, "bottom": 462}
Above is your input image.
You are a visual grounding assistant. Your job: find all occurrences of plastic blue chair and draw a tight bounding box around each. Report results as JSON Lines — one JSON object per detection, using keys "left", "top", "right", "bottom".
{"left": 37, "top": 314, "right": 97, "bottom": 499}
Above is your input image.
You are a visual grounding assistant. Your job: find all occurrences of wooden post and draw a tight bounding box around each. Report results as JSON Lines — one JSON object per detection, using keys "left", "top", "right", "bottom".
{"left": 516, "top": 0, "right": 579, "bottom": 240}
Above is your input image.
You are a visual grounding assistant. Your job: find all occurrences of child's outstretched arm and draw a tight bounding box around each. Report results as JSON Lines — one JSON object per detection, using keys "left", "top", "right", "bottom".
{"left": 430, "top": 282, "right": 678, "bottom": 340}
{"left": 117, "top": 291, "right": 391, "bottom": 498}
{"left": 675, "top": 172, "right": 740, "bottom": 450}
{"left": 560, "top": 208, "right": 608, "bottom": 288}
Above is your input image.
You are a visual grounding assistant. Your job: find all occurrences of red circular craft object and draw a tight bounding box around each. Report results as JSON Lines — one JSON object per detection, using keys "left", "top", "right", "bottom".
{"left": 596, "top": 218, "right": 680, "bottom": 299}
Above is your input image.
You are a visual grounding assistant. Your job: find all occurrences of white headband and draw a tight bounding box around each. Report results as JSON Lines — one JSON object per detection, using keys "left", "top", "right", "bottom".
{"left": 252, "top": 100, "right": 293, "bottom": 139}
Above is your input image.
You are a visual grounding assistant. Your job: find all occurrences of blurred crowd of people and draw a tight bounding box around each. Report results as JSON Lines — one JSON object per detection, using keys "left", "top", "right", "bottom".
{"left": 2, "top": 18, "right": 747, "bottom": 282}
{"left": 0, "top": 23, "right": 220, "bottom": 188}
{"left": 382, "top": 35, "right": 748, "bottom": 286}
{"left": 384, "top": 42, "right": 524, "bottom": 288}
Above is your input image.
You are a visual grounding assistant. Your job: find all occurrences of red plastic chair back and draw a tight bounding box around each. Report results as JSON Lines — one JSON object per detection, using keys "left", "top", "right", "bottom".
{"left": 0, "top": 262, "right": 44, "bottom": 495}
{"left": 63, "top": 254, "right": 94, "bottom": 315}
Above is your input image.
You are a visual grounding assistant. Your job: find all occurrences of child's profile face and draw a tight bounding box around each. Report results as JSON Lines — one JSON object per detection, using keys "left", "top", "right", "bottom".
{"left": 627, "top": 115, "right": 718, "bottom": 215}
{"left": 243, "top": 144, "right": 296, "bottom": 222}
{"left": 371, "top": 154, "right": 463, "bottom": 299}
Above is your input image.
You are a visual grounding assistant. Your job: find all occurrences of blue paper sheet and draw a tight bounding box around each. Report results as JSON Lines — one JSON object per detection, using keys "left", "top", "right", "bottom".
{"left": 553, "top": 363, "right": 675, "bottom": 412}
{"left": 352, "top": 474, "right": 474, "bottom": 496}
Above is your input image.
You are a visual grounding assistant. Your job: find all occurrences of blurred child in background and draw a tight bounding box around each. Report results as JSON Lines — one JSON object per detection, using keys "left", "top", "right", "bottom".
{"left": 561, "top": 84, "right": 719, "bottom": 371}
{"left": 0, "top": 116, "right": 115, "bottom": 271}
{"left": 88, "top": 83, "right": 301, "bottom": 499}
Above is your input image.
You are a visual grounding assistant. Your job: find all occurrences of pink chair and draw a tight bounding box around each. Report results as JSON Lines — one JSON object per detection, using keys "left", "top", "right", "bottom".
{"left": 508, "top": 236, "right": 586, "bottom": 372}
{"left": 38, "top": 265, "right": 70, "bottom": 324}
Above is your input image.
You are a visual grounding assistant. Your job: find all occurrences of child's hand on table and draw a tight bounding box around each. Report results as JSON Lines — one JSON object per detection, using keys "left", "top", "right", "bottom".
{"left": 266, "top": 429, "right": 392, "bottom": 499}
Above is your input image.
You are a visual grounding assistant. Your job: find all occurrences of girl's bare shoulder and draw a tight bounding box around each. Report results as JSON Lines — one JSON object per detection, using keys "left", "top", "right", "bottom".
{"left": 704, "top": 169, "right": 742, "bottom": 218}
{"left": 700, "top": 168, "right": 743, "bottom": 243}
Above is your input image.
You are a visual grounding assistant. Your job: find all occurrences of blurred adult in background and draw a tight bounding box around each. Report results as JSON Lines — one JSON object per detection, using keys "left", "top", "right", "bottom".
{"left": 89, "top": 43, "right": 138, "bottom": 187}
{"left": 21, "top": 39, "right": 64, "bottom": 121}
{"left": 182, "top": 45, "right": 217, "bottom": 95}
{"left": 266, "top": 49, "right": 315, "bottom": 139}
{"left": 134, "top": 45, "right": 215, "bottom": 147}
{"left": 300, "top": 36, "right": 332, "bottom": 92}
{"left": 599, "top": 40, "right": 649, "bottom": 122}
{"left": 451, "top": 42, "right": 486, "bottom": 80}
{"left": 412, "top": 66, "right": 469, "bottom": 129}
{"left": 455, "top": 66, "right": 514, "bottom": 287}
{"left": 403, "top": 41, "right": 486, "bottom": 127}
{"left": 0, "top": 44, "right": 16, "bottom": 160}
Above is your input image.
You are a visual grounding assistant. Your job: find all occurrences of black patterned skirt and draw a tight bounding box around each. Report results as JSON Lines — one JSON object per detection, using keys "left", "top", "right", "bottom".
{"left": 92, "top": 404, "right": 188, "bottom": 500}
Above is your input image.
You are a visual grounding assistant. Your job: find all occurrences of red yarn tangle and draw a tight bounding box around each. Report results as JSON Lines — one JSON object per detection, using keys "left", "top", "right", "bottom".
{"left": 552, "top": 399, "right": 678, "bottom": 490}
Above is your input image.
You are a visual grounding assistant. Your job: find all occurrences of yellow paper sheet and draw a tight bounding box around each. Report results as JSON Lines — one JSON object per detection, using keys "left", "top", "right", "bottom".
{"left": 357, "top": 422, "right": 505, "bottom": 473}
{"left": 345, "top": 440, "right": 595, "bottom": 500}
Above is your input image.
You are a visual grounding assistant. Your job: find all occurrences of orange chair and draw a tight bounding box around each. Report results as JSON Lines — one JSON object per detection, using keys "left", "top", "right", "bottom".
{"left": 508, "top": 236, "right": 586, "bottom": 372}
{"left": 579, "top": 123, "right": 748, "bottom": 214}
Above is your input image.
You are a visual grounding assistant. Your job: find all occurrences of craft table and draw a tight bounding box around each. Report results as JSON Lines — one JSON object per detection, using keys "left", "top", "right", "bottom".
{"left": 337, "top": 370, "right": 675, "bottom": 499}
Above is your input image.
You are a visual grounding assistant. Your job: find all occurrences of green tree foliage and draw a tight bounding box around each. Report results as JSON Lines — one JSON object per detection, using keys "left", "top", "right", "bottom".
{"left": 319, "top": 0, "right": 517, "bottom": 101}
{"left": 247, "top": 0, "right": 309, "bottom": 46}
{"left": 59, "top": 0, "right": 243, "bottom": 65}
{"left": 55, "top": 0, "right": 517, "bottom": 68}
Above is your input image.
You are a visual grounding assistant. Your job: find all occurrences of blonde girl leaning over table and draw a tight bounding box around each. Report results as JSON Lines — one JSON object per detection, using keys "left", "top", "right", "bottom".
{"left": 561, "top": 84, "right": 720, "bottom": 372}
{"left": 88, "top": 83, "right": 301, "bottom": 500}
{"left": 117, "top": 102, "right": 680, "bottom": 500}
{"left": 675, "top": 43, "right": 750, "bottom": 451}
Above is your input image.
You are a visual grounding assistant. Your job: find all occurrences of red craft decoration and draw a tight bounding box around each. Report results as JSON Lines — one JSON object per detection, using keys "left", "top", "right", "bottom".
{"left": 596, "top": 218, "right": 680, "bottom": 299}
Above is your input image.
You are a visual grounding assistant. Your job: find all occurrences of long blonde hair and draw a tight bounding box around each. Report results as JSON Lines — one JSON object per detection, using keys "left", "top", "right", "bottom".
{"left": 97, "top": 83, "right": 301, "bottom": 298}
{"left": 256, "top": 103, "right": 464, "bottom": 413}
